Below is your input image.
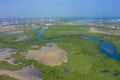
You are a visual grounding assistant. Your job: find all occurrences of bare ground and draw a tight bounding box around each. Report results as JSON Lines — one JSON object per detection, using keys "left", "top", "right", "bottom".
{"left": 89, "top": 27, "right": 106, "bottom": 33}
{"left": 14, "top": 36, "right": 29, "bottom": 41}
{"left": 0, "top": 65, "right": 41, "bottom": 80}
{"left": 26, "top": 43, "right": 67, "bottom": 66}
{"left": 0, "top": 48, "right": 13, "bottom": 61}
{"left": 0, "top": 48, "right": 16, "bottom": 65}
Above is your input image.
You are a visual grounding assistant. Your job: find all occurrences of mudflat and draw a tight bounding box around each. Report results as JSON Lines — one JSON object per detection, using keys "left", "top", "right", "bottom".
{"left": 26, "top": 43, "right": 67, "bottom": 66}
{"left": 0, "top": 65, "right": 41, "bottom": 80}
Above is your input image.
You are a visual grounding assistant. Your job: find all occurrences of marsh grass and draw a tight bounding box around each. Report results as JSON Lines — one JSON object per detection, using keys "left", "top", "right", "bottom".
{"left": 0, "top": 24, "right": 120, "bottom": 80}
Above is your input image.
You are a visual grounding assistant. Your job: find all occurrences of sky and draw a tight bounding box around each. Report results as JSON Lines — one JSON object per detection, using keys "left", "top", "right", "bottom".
{"left": 0, "top": 0, "right": 120, "bottom": 18}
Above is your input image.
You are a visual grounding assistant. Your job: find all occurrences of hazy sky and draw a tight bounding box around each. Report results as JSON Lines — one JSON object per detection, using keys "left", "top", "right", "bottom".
{"left": 0, "top": 0, "right": 120, "bottom": 18}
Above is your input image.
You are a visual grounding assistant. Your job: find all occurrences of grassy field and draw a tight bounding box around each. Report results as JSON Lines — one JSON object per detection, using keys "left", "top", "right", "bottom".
{"left": 0, "top": 75, "right": 17, "bottom": 80}
{"left": 0, "top": 24, "right": 120, "bottom": 80}
{"left": 42, "top": 24, "right": 120, "bottom": 80}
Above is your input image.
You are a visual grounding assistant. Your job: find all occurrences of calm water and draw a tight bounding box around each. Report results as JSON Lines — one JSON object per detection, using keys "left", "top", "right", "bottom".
{"left": 99, "top": 41, "right": 120, "bottom": 61}
{"left": 80, "top": 36, "right": 120, "bottom": 61}
{"left": 80, "top": 36, "right": 100, "bottom": 43}
{"left": 35, "top": 29, "right": 46, "bottom": 41}
{"left": 36, "top": 29, "right": 120, "bottom": 61}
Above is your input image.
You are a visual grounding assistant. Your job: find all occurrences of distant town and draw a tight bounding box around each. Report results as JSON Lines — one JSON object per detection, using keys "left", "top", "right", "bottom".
{"left": 0, "top": 18, "right": 120, "bottom": 35}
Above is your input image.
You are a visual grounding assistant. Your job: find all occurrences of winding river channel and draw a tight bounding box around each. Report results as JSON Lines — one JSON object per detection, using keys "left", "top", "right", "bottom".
{"left": 35, "top": 29, "right": 120, "bottom": 61}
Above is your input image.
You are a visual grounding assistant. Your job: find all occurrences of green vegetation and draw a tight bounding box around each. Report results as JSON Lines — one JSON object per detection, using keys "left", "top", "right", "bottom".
{"left": 34, "top": 37, "right": 120, "bottom": 80}
{"left": 0, "top": 75, "right": 17, "bottom": 80}
{"left": 42, "top": 24, "right": 120, "bottom": 80}
{"left": 11, "top": 53, "right": 26, "bottom": 63}
{"left": 43, "top": 24, "right": 91, "bottom": 38}
{"left": 0, "top": 24, "right": 120, "bottom": 80}
{"left": 0, "top": 61, "right": 21, "bottom": 70}
{"left": 0, "top": 59, "right": 31, "bottom": 70}
{"left": 0, "top": 28, "right": 42, "bottom": 49}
